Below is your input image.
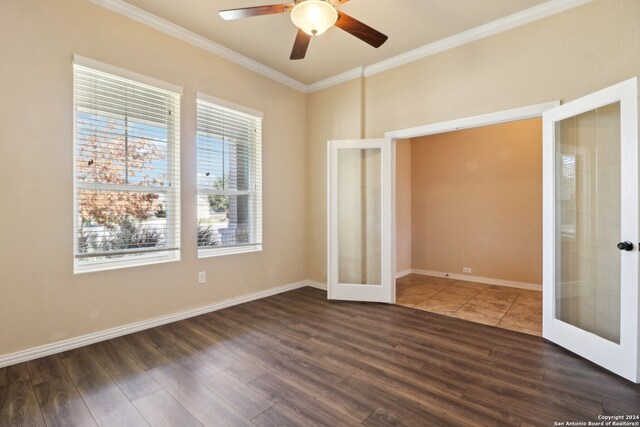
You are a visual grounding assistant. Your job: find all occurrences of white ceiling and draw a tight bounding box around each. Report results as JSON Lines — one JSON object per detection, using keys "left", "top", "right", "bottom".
{"left": 122, "top": 0, "right": 551, "bottom": 85}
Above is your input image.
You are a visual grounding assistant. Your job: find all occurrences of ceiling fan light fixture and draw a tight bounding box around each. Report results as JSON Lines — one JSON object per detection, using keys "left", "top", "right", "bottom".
{"left": 290, "top": 0, "right": 338, "bottom": 36}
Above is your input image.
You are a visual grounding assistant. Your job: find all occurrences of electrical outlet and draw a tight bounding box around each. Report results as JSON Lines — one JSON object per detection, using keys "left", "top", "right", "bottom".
{"left": 462, "top": 267, "right": 472, "bottom": 274}
{"left": 198, "top": 271, "right": 206, "bottom": 284}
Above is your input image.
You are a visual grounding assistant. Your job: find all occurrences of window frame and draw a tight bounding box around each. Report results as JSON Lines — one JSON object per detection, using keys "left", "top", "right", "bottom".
{"left": 196, "top": 93, "right": 263, "bottom": 258}
{"left": 73, "top": 56, "right": 182, "bottom": 274}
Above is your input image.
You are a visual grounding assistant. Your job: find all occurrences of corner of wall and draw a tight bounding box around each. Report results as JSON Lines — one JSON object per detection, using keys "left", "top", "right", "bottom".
{"left": 304, "top": 79, "right": 366, "bottom": 282}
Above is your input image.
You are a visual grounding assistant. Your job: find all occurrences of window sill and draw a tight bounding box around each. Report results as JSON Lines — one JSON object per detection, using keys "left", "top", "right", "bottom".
{"left": 198, "top": 244, "right": 262, "bottom": 259}
{"left": 74, "top": 251, "right": 180, "bottom": 274}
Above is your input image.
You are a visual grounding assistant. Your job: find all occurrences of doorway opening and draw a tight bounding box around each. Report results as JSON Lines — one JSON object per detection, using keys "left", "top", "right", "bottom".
{"left": 387, "top": 103, "right": 557, "bottom": 336}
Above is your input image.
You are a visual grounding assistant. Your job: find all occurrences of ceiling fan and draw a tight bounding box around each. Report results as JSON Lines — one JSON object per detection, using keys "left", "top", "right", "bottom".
{"left": 219, "top": 0, "right": 388, "bottom": 60}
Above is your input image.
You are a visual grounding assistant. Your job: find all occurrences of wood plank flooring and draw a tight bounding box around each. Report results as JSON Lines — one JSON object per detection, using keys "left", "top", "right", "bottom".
{"left": 1, "top": 287, "right": 638, "bottom": 426}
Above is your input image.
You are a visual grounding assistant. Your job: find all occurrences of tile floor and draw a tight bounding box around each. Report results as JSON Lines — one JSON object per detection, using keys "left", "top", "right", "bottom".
{"left": 396, "top": 274, "right": 542, "bottom": 336}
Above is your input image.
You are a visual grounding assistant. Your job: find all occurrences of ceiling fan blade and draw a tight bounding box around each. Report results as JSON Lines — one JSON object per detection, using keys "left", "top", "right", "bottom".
{"left": 219, "top": 4, "right": 294, "bottom": 20}
{"left": 335, "top": 12, "right": 388, "bottom": 48}
{"left": 330, "top": 0, "right": 351, "bottom": 5}
{"left": 290, "top": 28, "right": 311, "bottom": 60}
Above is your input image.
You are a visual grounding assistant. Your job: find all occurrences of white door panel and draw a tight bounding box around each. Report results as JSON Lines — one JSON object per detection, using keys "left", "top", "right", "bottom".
{"left": 328, "top": 139, "right": 395, "bottom": 303}
{"left": 543, "top": 78, "right": 639, "bottom": 382}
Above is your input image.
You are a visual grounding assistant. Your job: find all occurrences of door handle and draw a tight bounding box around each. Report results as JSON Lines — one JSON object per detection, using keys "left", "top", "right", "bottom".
{"left": 617, "top": 241, "right": 634, "bottom": 251}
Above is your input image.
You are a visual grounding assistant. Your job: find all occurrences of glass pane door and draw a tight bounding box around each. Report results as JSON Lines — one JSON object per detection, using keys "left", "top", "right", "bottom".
{"left": 338, "top": 148, "right": 382, "bottom": 285}
{"left": 555, "top": 102, "right": 621, "bottom": 343}
{"left": 328, "top": 139, "right": 394, "bottom": 303}
{"left": 543, "top": 78, "right": 639, "bottom": 383}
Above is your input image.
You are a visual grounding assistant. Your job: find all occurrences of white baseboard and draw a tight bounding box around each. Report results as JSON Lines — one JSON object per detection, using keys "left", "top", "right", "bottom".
{"left": 0, "top": 279, "right": 316, "bottom": 369}
{"left": 395, "top": 269, "right": 412, "bottom": 279}
{"left": 304, "top": 280, "right": 327, "bottom": 291}
{"left": 0, "top": 272, "right": 537, "bottom": 368}
{"left": 411, "top": 269, "right": 541, "bottom": 291}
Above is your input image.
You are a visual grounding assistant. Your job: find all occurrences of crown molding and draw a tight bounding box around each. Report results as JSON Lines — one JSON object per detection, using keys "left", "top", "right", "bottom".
{"left": 306, "top": 66, "right": 364, "bottom": 92}
{"left": 363, "top": 0, "right": 594, "bottom": 79}
{"left": 89, "top": 0, "right": 593, "bottom": 94}
{"left": 88, "top": 0, "right": 308, "bottom": 93}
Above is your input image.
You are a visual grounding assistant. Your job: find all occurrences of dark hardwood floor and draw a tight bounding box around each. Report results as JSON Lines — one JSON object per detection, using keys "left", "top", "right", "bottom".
{"left": 1, "top": 287, "right": 639, "bottom": 426}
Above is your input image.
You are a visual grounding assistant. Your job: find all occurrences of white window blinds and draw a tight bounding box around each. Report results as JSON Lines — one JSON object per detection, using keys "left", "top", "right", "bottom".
{"left": 196, "top": 96, "right": 262, "bottom": 256}
{"left": 73, "top": 61, "right": 181, "bottom": 272}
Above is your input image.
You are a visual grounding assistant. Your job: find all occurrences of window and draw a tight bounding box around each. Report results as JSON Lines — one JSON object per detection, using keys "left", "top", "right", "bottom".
{"left": 559, "top": 154, "right": 576, "bottom": 237}
{"left": 196, "top": 94, "right": 262, "bottom": 257}
{"left": 73, "top": 57, "right": 181, "bottom": 273}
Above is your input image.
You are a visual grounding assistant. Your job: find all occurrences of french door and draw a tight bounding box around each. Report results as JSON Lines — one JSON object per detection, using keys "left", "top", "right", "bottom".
{"left": 543, "top": 78, "right": 639, "bottom": 382}
{"left": 327, "top": 139, "right": 395, "bottom": 303}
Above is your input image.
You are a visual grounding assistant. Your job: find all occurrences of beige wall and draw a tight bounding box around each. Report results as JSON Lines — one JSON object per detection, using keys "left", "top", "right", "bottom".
{"left": 410, "top": 119, "right": 542, "bottom": 284}
{"left": 306, "top": 80, "right": 363, "bottom": 282}
{"left": 364, "top": 0, "right": 640, "bottom": 138}
{"left": 395, "top": 139, "right": 412, "bottom": 274}
{"left": 307, "top": 0, "right": 640, "bottom": 282}
{"left": 0, "top": 0, "right": 307, "bottom": 356}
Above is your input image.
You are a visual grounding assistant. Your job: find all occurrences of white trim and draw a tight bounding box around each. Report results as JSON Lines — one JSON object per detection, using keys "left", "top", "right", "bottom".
{"left": 306, "top": 67, "right": 364, "bottom": 93}
{"left": 88, "top": 0, "right": 592, "bottom": 94}
{"left": 385, "top": 101, "right": 559, "bottom": 140}
{"left": 0, "top": 279, "right": 319, "bottom": 369}
{"left": 363, "top": 0, "right": 594, "bottom": 79}
{"left": 88, "top": 0, "right": 307, "bottom": 93}
{"left": 395, "top": 269, "right": 412, "bottom": 279}
{"left": 196, "top": 92, "right": 264, "bottom": 119}
{"left": 74, "top": 55, "right": 184, "bottom": 95}
{"left": 305, "top": 280, "right": 328, "bottom": 291}
{"left": 411, "top": 269, "right": 542, "bottom": 291}
{"left": 75, "top": 251, "right": 180, "bottom": 274}
{"left": 198, "top": 245, "right": 262, "bottom": 259}
{"left": 391, "top": 140, "right": 397, "bottom": 304}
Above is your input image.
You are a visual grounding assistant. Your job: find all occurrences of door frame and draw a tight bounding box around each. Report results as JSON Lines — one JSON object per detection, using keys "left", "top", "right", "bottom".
{"left": 384, "top": 101, "right": 559, "bottom": 289}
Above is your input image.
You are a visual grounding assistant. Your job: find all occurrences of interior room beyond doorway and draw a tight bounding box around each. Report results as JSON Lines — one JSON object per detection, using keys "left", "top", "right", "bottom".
{"left": 395, "top": 118, "right": 543, "bottom": 335}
